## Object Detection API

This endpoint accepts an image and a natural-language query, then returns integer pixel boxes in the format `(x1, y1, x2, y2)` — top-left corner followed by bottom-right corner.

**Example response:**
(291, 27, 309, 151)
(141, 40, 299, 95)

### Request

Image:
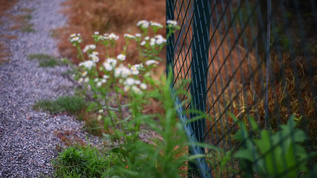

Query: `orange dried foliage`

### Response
(0, 0, 18, 63)
(57, 0, 165, 66)
(0, 0, 18, 17)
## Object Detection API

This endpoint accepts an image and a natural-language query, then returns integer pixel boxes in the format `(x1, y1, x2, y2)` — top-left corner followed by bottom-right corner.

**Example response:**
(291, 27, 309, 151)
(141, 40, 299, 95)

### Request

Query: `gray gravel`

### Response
(0, 0, 101, 177)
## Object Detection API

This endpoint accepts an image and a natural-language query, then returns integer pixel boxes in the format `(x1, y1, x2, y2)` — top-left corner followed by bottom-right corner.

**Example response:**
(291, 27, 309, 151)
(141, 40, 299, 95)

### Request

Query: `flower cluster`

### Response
(89, 51, 99, 62)
(103, 58, 117, 71)
(83, 44, 96, 53)
(71, 19, 179, 95)
(150, 21, 163, 28)
(69, 33, 82, 46)
(79, 60, 95, 70)
(123, 77, 147, 93)
(124, 34, 135, 40)
(137, 20, 150, 29)
(167, 20, 178, 27)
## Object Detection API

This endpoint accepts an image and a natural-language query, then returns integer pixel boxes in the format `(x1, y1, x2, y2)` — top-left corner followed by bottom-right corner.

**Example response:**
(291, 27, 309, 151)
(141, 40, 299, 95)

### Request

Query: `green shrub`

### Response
(231, 113, 317, 177)
(33, 96, 88, 114)
(53, 145, 121, 177)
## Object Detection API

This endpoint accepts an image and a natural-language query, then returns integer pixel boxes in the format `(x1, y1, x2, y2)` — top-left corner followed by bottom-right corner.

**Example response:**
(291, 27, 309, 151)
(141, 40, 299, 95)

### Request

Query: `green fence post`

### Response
(189, 0, 211, 177)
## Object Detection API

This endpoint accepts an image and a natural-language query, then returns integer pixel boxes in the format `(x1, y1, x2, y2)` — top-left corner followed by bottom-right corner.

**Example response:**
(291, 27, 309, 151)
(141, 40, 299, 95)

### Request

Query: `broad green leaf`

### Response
(248, 116, 259, 132)
(234, 149, 255, 162)
(255, 130, 271, 154)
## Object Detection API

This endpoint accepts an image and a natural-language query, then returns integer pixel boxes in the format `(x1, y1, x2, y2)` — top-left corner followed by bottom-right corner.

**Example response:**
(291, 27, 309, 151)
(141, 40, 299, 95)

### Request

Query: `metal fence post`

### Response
(189, 0, 211, 177)
(166, 0, 175, 81)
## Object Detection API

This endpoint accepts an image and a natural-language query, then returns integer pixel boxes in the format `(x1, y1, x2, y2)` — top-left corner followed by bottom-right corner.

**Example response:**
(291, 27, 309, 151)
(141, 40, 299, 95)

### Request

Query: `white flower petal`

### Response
(117, 54, 126, 61)
(140, 83, 147, 90)
(145, 60, 159, 66)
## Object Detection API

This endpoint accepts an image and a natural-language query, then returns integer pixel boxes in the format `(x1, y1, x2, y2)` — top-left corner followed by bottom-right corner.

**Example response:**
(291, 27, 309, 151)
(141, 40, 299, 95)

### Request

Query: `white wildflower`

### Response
(167, 20, 178, 27)
(131, 68, 139, 75)
(107, 58, 117, 66)
(155, 35, 166, 45)
(97, 82, 102, 87)
(97, 115, 102, 121)
(124, 78, 135, 86)
(131, 64, 142, 75)
(133, 63, 143, 69)
(135, 33, 141, 38)
(101, 79, 107, 83)
(70, 33, 76, 38)
(81, 71, 87, 77)
(145, 60, 159, 66)
(98, 109, 103, 113)
(137, 20, 149, 29)
(78, 78, 83, 83)
(145, 36, 149, 40)
(124, 34, 135, 39)
(103, 75, 110, 79)
(114, 65, 132, 78)
(140, 41, 146, 46)
(94, 31, 99, 35)
(124, 86, 130, 92)
(109, 33, 119, 40)
(150, 21, 163, 28)
(117, 54, 126, 61)
(102, 34, 109, 40)
(84, 77, 89, 83)
(140, 83, 147, 90)
(83, 44, 96, 53)
(89, 54, 99, 63)
(94, 78, 99, 82)
(79, 60, 95, 69)
(150, 38, 156, 46)
(135, 80, 141, 85)
(70, 36, 80, 43)
(131, 85, 142, 94)
(103, 58, 117, 71)
(103, 62, 113, 71)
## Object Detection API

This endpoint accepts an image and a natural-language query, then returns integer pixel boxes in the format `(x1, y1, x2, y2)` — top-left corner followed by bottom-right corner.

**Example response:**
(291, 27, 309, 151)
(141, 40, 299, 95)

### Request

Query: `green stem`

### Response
(104, 95, 122, 146)
(77, 46, 85, 61)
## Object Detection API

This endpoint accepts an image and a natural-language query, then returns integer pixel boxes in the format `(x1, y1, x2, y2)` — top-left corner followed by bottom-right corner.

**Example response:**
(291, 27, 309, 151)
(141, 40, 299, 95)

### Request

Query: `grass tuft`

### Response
(33, 96, 104, 136)
(33, 96, 88, 114)
(9, 13, 36, 33)
(53, 145, 121, 177)
(21, 23, 36, 33)
(27, 53, 65, 67)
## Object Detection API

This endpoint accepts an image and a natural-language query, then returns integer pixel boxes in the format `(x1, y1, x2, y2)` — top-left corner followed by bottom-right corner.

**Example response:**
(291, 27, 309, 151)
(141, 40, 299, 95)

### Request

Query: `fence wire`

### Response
(167, 0, 317, 177)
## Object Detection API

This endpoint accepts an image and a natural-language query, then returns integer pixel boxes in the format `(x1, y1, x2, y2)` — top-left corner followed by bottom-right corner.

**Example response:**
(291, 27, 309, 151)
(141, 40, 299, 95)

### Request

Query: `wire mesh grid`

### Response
(167, 0, 317, 177)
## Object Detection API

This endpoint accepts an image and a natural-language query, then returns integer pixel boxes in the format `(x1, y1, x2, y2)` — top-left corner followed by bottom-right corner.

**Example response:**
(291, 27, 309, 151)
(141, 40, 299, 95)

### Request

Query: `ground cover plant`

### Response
(9, 11, 35, 33)
(33, 96, 88, 114)
(28, 53, 67, 67)
(32, 96, 104, 136)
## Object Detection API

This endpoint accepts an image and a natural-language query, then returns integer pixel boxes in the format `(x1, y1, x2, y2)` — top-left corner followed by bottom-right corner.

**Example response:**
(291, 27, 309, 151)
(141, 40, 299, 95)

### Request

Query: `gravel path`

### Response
(0, 0, 100, 177)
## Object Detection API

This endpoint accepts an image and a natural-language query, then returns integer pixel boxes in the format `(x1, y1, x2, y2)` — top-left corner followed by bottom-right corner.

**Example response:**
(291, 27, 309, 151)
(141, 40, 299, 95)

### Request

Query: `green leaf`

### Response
(255, 130, 271, 154)
(116, 115, 131, 124)
(248, 116, 259, 132)
(234, 149, 255, 162)
(187, 154, 206, 161)
(87, 102, 98, 112)
(293, 129, 307, 143)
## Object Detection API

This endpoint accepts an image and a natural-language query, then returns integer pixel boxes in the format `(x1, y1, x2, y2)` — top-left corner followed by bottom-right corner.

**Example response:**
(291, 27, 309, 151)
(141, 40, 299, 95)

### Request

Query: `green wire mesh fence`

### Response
(166, 0, 317, 177)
